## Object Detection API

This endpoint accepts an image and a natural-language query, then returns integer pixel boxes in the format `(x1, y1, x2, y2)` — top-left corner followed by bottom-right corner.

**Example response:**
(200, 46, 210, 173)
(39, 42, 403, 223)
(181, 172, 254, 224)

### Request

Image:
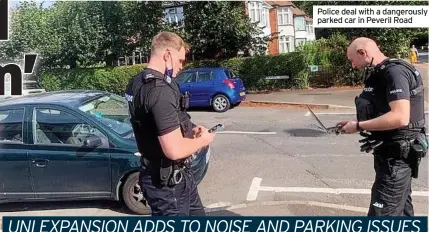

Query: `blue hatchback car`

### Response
(176, 68, 247, 112)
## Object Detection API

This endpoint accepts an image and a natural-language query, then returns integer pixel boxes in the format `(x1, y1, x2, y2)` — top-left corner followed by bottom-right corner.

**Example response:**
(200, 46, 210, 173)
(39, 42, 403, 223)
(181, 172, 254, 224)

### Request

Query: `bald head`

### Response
(347, 37, 386, 69)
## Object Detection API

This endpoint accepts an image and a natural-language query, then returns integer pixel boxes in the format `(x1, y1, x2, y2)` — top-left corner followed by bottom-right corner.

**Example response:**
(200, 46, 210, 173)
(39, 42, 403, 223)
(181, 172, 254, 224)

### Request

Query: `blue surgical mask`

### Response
(165, 67, 173, 78)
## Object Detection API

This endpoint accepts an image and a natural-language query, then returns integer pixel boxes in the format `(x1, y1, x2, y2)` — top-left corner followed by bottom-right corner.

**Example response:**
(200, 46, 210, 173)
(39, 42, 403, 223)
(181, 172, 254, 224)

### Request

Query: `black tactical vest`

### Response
(355, 58, 425, 141)
(125, 68, 194, 161)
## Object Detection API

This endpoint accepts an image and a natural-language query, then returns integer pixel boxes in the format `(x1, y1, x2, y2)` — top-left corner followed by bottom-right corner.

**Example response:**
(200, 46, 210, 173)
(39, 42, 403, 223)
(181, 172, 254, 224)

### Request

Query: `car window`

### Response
(176, 72, 196, 84)
(78, 94, 133, 137)
(197, 71, 212, 82)
(230, 70, 237, 78)
(33, 108, 108, 147)
(0, 108, 25, 144)
(224, 69, 236, 79)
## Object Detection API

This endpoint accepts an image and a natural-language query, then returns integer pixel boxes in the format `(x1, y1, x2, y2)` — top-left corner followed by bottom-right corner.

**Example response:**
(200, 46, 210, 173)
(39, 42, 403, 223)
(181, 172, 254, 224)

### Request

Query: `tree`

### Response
(183, 1, 268, 60)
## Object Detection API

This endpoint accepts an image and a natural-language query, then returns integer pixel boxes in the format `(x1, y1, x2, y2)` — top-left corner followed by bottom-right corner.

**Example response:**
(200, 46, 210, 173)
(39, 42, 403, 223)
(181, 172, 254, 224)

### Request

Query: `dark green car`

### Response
(0, 90, 210, 215)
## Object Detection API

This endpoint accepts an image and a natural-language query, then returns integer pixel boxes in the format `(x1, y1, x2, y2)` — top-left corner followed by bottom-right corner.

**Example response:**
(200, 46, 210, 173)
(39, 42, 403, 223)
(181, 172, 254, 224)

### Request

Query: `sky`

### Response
(10, 1, 56, 9)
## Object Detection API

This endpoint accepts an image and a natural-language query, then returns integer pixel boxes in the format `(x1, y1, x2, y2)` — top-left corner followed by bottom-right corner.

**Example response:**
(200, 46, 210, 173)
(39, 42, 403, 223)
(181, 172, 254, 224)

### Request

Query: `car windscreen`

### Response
(78, 94, 133, 137)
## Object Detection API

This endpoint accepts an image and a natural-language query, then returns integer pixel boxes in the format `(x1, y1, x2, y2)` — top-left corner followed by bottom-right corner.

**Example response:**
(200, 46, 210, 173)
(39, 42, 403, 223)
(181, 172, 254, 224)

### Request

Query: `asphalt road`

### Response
(0, 106, 427, 219)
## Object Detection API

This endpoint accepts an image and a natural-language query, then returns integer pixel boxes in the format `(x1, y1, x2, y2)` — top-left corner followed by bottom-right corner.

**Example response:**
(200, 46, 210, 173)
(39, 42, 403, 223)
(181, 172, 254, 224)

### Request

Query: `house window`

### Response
(249, 1, 269, 27)
(295, 38, 306, 47)
(277, 7, 291, 25)
(249, 1, 261, 23)
(279, 36, 292, 53)
(294, 17, 305, 31)
(164, 6, 184, 27)
(261, 7, 268, 26)
(306, 23, 314, 34)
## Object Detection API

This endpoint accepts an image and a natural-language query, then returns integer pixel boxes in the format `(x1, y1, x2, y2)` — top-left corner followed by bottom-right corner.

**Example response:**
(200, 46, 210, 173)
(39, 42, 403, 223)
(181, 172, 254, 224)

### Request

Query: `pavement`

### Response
(0, 107, 427, 220)
(245, 61, 428, 111)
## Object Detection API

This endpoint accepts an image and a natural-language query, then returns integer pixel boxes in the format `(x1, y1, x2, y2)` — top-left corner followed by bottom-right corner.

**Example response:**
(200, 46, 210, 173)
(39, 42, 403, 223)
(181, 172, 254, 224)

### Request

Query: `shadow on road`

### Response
(283, 128, 327, 137)
(0, 200, 133, 215)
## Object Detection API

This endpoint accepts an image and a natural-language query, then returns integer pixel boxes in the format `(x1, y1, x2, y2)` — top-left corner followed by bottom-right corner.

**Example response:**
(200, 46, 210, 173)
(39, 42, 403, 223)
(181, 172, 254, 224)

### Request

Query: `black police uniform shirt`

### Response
(359, 61, 424, 141)
(125, 68, 195, 161)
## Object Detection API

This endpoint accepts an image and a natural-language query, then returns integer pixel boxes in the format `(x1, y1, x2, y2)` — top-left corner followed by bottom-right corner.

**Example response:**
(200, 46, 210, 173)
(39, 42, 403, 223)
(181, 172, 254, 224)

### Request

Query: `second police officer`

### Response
(338, 37, 428, 216)
(125, 32, 216, 216)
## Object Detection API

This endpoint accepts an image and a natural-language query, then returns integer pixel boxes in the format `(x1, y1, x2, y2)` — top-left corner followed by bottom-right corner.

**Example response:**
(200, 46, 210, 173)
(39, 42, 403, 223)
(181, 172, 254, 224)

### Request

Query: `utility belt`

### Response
(142, 156, 191, 186)
(373, 129, 428, 179)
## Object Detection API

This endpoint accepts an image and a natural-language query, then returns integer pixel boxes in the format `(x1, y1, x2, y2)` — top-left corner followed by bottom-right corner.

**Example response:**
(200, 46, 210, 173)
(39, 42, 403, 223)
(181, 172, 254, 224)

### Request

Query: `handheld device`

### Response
(306, 105, 343, 135)
(208, 124, 225, 133)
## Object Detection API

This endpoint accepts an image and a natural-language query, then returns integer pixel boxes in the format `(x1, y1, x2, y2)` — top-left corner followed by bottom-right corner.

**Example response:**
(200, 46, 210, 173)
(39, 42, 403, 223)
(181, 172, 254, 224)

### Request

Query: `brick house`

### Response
(246, 1, 315, 55)
(162, 1, 315, 56)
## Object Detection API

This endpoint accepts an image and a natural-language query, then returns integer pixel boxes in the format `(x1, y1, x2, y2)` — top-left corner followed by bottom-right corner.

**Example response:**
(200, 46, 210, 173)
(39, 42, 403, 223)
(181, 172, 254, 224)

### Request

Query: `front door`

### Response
(0, 107, 34, 200)
(27, 106, 111, 199)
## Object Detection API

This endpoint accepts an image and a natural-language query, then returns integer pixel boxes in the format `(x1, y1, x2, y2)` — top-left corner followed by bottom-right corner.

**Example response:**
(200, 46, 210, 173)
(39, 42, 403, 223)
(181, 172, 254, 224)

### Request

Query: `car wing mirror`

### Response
(83, 135, 102, 148)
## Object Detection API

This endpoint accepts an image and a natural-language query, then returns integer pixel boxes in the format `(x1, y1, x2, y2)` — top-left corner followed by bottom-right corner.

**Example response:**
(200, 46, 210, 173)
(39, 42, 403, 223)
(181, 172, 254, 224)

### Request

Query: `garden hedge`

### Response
(40, 33, 363, 94)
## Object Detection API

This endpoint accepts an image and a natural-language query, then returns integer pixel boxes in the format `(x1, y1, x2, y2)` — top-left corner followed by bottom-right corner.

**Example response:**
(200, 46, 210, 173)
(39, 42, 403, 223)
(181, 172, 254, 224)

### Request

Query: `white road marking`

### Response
(217, 131, 277, 135)
(246, 177, 262, 201)
(259, 186, 429, 196)
(305, 111, 429, 116)
(248, 177, 429, 201)
(293, 154, 372, 157)
(205, 200, 427, 216)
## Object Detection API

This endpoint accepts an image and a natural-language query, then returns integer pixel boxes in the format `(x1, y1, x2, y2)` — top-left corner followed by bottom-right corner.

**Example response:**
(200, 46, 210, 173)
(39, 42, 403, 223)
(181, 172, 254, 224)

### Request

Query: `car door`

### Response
(191, 71, 215, 105)
(27, 105, 112, 199)
(0, 106, 34, 200)
(176, 71, 197, 105)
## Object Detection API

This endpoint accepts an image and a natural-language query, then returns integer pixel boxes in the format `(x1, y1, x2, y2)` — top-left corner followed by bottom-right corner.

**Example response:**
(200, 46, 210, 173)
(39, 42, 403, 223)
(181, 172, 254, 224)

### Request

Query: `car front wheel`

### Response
(122, 172, 151, 215)
(212, 94, 230, 112)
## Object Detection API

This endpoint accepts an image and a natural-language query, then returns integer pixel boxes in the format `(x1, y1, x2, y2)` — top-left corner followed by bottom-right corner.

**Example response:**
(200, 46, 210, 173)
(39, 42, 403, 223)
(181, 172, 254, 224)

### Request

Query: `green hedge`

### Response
(41, 64, 147, 95)
(185, 52, 308, 90)
(40, 33, 363, 94)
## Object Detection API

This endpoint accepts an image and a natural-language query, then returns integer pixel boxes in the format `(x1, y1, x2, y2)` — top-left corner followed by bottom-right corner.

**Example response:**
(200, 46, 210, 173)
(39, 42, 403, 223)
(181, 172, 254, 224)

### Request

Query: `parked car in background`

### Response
(0, 90, 210, 215)
(176, 67, 247, 112)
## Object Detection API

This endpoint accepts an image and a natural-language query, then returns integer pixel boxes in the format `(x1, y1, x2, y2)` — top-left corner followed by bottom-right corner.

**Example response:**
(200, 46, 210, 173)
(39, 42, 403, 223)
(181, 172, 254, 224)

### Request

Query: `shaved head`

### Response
(347, 37, 387, 70)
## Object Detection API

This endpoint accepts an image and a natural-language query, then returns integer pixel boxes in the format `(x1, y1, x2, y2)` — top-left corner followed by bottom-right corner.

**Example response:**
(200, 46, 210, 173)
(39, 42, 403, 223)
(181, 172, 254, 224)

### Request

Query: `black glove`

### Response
(359, 131, 383, 153)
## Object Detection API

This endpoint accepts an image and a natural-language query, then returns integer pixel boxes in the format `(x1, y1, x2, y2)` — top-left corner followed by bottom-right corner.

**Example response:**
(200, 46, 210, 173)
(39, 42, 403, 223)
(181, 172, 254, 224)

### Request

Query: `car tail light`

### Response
(223, 79, 235, 89)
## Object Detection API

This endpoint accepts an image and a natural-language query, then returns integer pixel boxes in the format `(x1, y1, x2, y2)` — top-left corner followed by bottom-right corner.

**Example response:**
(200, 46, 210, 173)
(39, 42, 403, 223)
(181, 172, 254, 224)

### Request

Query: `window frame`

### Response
(279, 36, 292, 53)
(277, 7, 292, 25)
(306, 23, 314, 34)
(30, 105, 109, 148)
(0, 107, 26, 145)
(294, 16, 306, 31)
(176, 71, 197, 84)
(295, 38, 306, 48)
(196, 71, 213, 83)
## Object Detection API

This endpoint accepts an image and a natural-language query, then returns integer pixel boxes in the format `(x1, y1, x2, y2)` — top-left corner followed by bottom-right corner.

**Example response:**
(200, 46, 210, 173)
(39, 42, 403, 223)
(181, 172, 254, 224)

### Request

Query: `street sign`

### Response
(310, 65, 319, 72)
(265, 75, 289, 80)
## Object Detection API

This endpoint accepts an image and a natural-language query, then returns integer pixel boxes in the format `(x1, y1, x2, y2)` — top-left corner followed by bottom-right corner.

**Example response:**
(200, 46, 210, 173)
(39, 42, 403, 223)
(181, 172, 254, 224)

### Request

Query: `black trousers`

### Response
(367, 152, 414, 216)
(139, 164, 206, 216)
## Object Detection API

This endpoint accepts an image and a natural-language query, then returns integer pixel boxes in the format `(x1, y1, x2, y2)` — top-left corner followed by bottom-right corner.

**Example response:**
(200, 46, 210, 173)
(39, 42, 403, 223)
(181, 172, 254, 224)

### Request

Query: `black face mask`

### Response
(361, 57, 374, 82)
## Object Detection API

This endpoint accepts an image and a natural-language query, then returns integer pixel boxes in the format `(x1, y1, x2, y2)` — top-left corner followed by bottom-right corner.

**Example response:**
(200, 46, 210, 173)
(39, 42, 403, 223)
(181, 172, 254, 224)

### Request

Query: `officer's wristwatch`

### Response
(356, 121, 362, 132)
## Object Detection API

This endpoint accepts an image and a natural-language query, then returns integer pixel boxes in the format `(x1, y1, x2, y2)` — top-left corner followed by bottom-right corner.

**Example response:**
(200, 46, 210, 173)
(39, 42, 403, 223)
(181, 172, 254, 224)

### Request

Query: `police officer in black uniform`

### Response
(338, 37, 428, 216)
(125, 32, 216, 216)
